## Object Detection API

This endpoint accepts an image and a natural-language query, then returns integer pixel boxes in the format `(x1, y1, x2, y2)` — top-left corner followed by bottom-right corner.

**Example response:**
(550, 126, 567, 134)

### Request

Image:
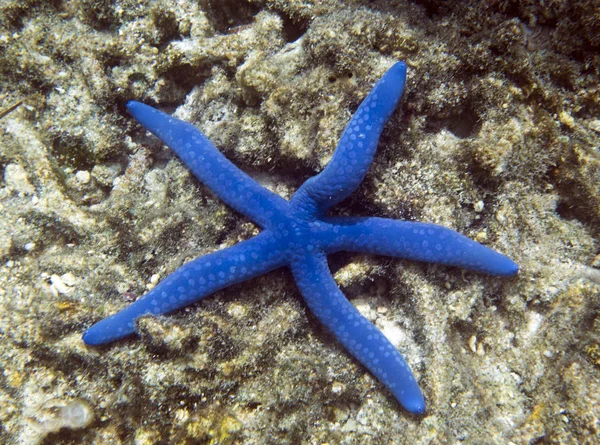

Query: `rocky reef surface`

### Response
(0, 0, 598, 443)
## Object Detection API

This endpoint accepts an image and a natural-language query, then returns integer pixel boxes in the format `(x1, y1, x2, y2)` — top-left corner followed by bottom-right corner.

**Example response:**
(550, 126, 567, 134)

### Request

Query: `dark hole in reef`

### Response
(451, 319, 478, 344)
(0, 160, 6, 186)
(411, 0, 455, 18)
(279, 10, 308, 43)
(199, 0, 261, 34)
(556, 196, 597, 232)
(49, 133, 96, 172)
(152, 7, 181, 48)
(100, 51, 126, 70)
(246, 401, 262, 410)
(160, 62, 213, 97)
(39, 429, 91, 445)
(81, 0, 119, 31)
(127, 72, 147, 84)
(328, 72, 354, 83)
(2, 0, 63, 30)
(425, 105, 480, 138)
(549, 166, 599, 234)
(327, 251, 354, 276)
(52, 45, 78, 66)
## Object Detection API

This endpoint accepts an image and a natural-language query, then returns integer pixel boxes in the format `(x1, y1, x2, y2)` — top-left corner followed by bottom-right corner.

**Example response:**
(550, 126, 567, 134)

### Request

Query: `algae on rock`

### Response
(0, 0, 598, 443)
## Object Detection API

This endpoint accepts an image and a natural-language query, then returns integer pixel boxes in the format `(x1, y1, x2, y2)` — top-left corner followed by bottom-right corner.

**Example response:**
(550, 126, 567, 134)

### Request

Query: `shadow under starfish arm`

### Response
(82, 231, 287, 345)
(324, 216, 519, 276)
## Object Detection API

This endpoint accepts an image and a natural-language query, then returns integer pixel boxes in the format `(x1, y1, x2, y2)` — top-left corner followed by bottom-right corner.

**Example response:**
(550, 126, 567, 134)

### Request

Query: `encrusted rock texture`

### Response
(0, 0, 599, 443)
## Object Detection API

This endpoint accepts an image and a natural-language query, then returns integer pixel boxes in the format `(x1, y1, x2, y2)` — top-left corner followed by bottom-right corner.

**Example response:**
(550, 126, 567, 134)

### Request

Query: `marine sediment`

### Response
(0, 1, 598, 443)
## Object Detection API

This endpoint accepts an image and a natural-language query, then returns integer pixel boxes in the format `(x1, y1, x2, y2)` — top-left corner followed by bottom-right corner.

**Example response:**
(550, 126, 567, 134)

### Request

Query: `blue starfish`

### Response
(83, 61, 518, 414)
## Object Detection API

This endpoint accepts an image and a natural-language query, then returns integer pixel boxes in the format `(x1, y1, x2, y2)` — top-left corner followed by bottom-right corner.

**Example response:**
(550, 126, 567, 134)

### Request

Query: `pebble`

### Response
(50, 272, 77, 295)
(589, 119, 600, 134)
(75, 170, 91, 184)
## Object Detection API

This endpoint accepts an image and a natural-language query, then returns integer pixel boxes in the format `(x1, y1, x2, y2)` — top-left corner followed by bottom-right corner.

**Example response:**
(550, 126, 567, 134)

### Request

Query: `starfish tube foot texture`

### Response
(83, 61, 518, 414)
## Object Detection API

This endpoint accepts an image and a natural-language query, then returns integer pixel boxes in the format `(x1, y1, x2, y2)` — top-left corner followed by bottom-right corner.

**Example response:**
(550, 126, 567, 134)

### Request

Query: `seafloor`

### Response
(0, 0, 599, 444)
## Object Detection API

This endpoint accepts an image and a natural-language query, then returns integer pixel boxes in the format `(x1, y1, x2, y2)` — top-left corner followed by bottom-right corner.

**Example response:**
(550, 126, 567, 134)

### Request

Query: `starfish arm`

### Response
(291, 252, 426, 414)
(83, 231, 287, 345)
(291, 62, 407, 217)
(324, 217, 519, 276)
(126, 101, 288, 229)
